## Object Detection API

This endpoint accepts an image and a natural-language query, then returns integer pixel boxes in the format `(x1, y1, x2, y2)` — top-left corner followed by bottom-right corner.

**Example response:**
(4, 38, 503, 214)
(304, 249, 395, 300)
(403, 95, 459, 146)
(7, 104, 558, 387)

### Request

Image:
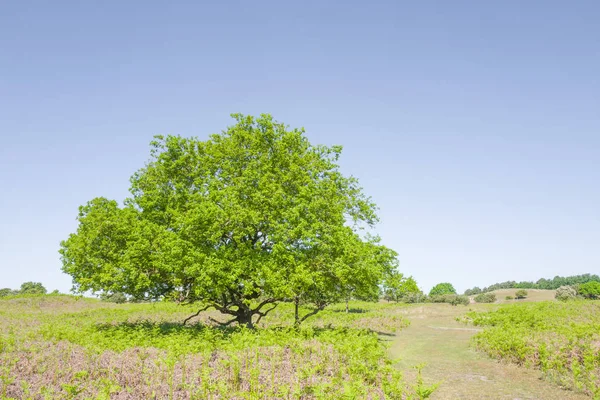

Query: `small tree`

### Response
(515, 289, 528, 299)
(555, 286, 577, 302)
(577, 281, 600, 300)
(429, 283, 456, 296)
(382, 272, 421, 303)
(19, 282, 47, 295)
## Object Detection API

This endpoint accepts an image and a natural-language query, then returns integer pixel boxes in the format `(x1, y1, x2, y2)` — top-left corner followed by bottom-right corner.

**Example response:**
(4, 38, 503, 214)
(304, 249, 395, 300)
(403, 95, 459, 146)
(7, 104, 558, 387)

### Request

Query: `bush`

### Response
(0, 288, 16, 297)
(555, 285, 577, 302)
(429, 294, 469, 306)
(514, 290, 528, 299)
(450, 295, 470, 306)
(505, 296, 513, 300)
(474, 293, 496, 303)
(429, 283, 457, 296)
(577, 281, 600, 300)
(429, 294, 453, 303)
(401, 292, 428, 304)
(100, 292, 128, 304)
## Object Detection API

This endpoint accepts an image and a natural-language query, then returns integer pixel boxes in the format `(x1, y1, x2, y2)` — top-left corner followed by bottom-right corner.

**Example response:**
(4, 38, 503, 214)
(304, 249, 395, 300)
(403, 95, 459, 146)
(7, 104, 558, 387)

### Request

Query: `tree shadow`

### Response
(330, 308, 369, 314)
(94, 320, 239, 339)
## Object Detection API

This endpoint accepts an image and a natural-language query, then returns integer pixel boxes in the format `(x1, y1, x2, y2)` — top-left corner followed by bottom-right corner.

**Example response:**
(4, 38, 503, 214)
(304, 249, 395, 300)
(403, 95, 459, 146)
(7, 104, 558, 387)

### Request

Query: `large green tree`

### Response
(60, 114, 395, 328)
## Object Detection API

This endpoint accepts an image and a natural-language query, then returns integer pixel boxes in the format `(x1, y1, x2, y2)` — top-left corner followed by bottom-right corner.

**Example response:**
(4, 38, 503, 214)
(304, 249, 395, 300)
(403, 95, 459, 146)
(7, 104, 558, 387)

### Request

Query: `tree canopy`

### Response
(429, 282, 456, 296)
(60, 114, 397, 328)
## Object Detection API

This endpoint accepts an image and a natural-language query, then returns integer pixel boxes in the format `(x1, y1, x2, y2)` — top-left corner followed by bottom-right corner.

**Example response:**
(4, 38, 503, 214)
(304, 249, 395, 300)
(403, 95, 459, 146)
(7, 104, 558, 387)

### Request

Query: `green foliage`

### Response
(401, 292, 428, 304)
(382, 272, 421, 302)
(554, 285, 577, 302)
(462, 301, 600, 397)
(428, 294, 468, 306)
(0, 288, 17, 297)
(19, 282, 47, 295)
(577, 281, 600, 300)
(60, 114, 396, 327)
(514, 290, 528, 299)
(474, 293, 496, 303)
(99, 292, 127, 304)
(505, 296, 513, 300)
(463, 286, 482, 296)
(429, 283, 456, 296)
(0, 295, 428, 398)
(449, 295, 470, 306)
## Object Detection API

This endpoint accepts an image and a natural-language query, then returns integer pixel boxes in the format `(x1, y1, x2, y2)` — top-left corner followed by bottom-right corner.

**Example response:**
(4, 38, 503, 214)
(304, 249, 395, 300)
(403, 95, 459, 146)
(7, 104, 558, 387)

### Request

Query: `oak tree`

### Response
(60, 114, 395, 328)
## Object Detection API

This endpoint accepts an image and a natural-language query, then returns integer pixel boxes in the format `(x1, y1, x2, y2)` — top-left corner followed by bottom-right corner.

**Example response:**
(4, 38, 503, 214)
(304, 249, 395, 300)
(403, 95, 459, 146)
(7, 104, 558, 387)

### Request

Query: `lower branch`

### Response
(255, 303, 279, 326)
(182, 304, 213, 325)
(298, 302, 328, 325)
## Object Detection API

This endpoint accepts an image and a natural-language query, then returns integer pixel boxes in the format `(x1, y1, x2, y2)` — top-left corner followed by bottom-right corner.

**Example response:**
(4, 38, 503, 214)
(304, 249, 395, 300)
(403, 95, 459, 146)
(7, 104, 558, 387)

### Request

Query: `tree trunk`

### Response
(345, 298, 349, 313)
(294, 297, 300, 327)
(237, 311, 254, 329)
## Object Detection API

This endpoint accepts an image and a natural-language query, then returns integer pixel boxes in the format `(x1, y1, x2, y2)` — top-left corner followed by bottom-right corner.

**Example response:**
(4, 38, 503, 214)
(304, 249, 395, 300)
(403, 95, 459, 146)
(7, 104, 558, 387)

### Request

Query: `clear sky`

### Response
(1, 1, 598, 294)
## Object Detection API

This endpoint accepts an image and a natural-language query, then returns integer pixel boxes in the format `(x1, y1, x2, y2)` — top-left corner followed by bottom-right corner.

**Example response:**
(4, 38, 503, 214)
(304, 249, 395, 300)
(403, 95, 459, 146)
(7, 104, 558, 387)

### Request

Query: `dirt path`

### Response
(387, 304, 589, 400)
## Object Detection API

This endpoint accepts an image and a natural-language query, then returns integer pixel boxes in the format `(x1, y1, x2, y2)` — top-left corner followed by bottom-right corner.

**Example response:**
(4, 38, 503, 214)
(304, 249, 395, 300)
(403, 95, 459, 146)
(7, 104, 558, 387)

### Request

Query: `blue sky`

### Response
(1, 1, 598, 294)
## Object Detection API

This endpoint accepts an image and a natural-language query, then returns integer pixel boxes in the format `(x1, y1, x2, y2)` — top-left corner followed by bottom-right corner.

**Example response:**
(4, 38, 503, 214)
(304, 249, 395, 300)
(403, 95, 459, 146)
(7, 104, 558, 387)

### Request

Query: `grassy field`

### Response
(488, 289, 557, 303)
(2, 294, 599, 399)
(0, 295, 430, 399)
(462, 301, 600, 398)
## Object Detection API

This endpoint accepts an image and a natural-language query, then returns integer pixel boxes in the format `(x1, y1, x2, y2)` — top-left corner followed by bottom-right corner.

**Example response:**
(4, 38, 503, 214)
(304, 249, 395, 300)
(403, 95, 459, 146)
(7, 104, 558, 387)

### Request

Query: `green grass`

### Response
(490, 288, 557, 303)
(461, 300, 600, 398)
(0, 294, 430, 399)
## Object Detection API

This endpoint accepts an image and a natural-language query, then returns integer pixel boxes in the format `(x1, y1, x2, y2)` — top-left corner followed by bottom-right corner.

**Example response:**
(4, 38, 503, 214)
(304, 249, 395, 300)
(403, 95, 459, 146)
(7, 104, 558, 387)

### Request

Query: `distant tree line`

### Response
(463, 274, 600, 295)
(0, 282, 51, 297)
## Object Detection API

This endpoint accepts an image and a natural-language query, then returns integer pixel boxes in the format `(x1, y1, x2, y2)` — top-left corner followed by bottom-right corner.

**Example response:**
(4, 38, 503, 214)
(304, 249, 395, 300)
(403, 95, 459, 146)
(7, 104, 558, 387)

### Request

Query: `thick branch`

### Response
(255, 303, 278, 326)
(252, 297, 281, 314)
(183, 304, 213, 325)
(298, 302, 328, 325)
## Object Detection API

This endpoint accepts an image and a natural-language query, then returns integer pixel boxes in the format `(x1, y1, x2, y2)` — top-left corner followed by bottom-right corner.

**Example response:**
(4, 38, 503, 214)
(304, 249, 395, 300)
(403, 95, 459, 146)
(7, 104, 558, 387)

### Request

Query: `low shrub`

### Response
(450, 295, 470, 306)
(430, 294, 469, 306)
(514, 290, 528, 299)
(401, 292, 428, 304)
(474, 293, 496, 303)
(554, 285, 577, 302)
(505, 296, 513, 300)
(577, 281, 600, 300)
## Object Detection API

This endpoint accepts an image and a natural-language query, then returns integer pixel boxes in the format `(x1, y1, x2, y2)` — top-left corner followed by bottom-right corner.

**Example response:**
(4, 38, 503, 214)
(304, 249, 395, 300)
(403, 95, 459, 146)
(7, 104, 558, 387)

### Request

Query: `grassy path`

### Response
(388, 304, 589, 400)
